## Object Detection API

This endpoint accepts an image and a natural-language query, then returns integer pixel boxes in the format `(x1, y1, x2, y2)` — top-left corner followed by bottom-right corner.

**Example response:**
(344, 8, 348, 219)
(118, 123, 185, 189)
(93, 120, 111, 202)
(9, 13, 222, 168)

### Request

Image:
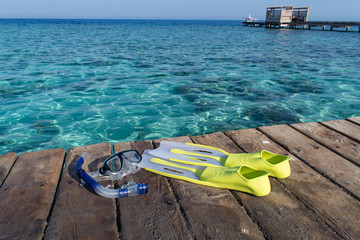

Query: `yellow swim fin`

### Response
(141, 150, 271, 197)
(147, 141, 291, 179)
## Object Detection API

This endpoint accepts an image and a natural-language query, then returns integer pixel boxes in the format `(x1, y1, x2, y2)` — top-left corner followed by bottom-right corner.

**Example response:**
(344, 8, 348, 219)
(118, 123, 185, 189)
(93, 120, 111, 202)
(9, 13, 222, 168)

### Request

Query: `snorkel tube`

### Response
(76, 152, 148, 198)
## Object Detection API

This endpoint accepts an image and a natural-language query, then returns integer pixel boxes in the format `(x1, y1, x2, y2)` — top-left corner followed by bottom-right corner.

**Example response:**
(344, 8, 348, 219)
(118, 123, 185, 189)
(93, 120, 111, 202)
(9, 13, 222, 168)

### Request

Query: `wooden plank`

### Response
(346, 116, 360, 126)
(0, 148, 65, 239)
(321, 119, 360, 142)
(113, 140, 192, 240)
(44, 143, 119, 240)
(192, 132, 339, 240)
(226, 128, 360, 240)
(0, 152, 17, 186)
(259, 124, 360, 198)
(153, 136, 265, 240)
(291, 122, 360, 166)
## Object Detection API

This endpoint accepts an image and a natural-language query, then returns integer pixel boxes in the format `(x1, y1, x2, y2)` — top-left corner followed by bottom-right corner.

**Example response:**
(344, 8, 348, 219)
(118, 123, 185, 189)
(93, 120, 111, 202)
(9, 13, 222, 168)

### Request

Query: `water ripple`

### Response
(0, 19, 359, 155)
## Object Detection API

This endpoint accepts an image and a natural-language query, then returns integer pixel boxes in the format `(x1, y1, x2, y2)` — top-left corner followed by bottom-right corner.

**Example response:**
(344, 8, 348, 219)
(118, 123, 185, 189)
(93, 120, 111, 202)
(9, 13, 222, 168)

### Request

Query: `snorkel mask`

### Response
(76, 151, 148, 198)
(88, 150, 142, 182)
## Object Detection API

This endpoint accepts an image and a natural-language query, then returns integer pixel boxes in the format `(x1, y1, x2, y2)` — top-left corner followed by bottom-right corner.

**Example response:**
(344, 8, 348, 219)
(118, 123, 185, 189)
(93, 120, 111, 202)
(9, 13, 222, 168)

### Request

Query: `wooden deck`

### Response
(0, 117, 359, 239)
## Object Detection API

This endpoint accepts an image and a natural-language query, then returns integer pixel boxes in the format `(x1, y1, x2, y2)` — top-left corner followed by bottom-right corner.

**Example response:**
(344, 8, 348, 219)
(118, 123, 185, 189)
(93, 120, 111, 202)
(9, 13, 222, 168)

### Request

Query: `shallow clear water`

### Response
(1, 19, 359, 155)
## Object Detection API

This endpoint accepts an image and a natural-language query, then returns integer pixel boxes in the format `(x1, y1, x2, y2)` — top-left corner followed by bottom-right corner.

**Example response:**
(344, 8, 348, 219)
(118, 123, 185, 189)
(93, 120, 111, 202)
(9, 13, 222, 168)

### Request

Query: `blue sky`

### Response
(1, 0, 359, 21)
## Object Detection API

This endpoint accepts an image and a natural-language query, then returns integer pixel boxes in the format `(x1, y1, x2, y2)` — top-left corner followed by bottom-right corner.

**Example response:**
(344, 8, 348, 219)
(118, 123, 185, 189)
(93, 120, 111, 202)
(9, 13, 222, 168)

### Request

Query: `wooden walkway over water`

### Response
(0, 117, 359, 239)
(244, 21, 360, 32)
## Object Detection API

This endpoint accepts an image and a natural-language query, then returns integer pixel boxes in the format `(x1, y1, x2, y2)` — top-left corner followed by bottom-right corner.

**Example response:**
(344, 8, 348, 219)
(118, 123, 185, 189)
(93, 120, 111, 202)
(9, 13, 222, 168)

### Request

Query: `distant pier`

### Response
(244, 6, 360, 32)
(243, 21, 360, 32)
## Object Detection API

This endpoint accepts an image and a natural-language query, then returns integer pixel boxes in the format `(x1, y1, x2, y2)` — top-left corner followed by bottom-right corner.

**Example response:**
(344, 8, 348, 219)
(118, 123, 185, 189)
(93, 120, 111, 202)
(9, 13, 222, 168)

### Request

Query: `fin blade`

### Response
(141, 150, 202, 180)
(160, 141, 229, 158)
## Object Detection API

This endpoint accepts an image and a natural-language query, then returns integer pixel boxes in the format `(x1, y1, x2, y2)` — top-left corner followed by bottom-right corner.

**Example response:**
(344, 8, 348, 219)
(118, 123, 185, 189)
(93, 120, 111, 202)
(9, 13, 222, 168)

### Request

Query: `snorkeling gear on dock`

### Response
(140, 141, 292, 196)
(141, 150, 271, 196)
(76, 151, 148, 198)
(147, 141, 291, 179)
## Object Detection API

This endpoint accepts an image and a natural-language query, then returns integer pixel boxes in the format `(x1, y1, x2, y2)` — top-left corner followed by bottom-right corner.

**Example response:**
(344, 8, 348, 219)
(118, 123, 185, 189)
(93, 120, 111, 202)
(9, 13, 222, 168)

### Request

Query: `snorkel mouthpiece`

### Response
(77, 152, 148, 198)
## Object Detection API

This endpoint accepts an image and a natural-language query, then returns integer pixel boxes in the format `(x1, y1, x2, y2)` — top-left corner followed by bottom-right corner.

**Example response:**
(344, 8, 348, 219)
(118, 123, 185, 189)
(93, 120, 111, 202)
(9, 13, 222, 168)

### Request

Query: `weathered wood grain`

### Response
(259, 124, 360, 199)
(347, 116, 360, 125)
(0, 148, 65, 240)
(113, 140, 192, 240)
(321, 119, 360, 142)
(2, 117, 359, 240)
(44, 143, 119, 240)
(0, 152, 17, 186)
(154, 136, 265, 240)
(226, 128, 360, 239)
(192, 132, 339, 240)
(291, 122, 360, 166)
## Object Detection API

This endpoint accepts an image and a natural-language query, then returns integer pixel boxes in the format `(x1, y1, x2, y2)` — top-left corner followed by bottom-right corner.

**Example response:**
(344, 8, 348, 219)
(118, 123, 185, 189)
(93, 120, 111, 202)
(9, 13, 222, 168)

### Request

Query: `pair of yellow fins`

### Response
(141, 141, 291, 196)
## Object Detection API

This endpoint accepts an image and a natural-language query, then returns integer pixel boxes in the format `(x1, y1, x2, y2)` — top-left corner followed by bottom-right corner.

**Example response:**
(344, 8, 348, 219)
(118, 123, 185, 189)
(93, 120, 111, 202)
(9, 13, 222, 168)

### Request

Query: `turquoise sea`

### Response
(0, 19, 359, 155)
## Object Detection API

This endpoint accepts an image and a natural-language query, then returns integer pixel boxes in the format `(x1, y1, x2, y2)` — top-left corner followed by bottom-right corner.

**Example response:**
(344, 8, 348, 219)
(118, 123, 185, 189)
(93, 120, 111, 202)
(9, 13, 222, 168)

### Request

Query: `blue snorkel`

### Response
(76, 152, 148, 198)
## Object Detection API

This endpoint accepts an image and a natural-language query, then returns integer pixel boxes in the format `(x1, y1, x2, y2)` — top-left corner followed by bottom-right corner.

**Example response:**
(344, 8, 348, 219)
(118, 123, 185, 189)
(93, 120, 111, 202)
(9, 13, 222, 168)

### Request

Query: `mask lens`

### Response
(105, 156, 122, 172)
(122, 150, 141, 163)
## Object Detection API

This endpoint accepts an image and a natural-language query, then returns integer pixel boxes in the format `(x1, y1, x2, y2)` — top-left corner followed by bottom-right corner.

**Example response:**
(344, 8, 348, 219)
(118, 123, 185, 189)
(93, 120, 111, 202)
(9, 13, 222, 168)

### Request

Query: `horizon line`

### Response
(0, 17, 247, 21)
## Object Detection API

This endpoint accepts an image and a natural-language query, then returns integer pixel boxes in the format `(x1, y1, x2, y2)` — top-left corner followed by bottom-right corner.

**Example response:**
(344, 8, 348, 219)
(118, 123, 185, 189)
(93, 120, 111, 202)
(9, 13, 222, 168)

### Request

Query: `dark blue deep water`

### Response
(0, 19, 359, 154)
